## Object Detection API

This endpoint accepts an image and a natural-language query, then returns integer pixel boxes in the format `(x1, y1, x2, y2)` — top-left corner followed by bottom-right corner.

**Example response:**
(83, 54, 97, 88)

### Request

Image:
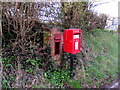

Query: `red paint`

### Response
(54, 34, 61, 41)
(63, 29, 82, 54)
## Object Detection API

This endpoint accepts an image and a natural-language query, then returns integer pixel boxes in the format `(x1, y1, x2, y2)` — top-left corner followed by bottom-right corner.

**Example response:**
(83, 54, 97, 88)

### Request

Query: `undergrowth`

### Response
(2, 29, 118, 88)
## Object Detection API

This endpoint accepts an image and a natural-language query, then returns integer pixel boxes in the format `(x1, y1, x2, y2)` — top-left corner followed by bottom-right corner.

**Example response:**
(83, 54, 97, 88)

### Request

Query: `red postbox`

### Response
(63, 29, 82, 54)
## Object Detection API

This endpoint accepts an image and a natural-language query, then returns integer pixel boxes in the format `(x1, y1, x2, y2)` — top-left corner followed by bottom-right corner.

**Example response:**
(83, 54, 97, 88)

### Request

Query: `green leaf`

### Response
(31, 62, 35, 65)
(37, 58, 42, 61)
(3, 80, 8, 83)
(44, 73, 47, 77)
(6, 64, 11, 66)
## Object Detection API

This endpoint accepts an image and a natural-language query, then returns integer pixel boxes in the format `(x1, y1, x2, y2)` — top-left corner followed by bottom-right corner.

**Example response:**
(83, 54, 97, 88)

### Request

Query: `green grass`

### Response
(68, 30, 118, 88)
(68, 80, 82, 88)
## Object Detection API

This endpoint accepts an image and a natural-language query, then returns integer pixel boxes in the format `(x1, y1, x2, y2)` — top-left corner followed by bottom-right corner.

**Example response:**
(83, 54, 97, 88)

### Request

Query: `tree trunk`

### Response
(0, 3, 2, 89)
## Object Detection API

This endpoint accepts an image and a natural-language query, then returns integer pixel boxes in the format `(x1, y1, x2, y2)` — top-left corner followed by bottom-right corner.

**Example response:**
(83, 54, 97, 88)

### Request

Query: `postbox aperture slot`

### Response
(55, 42, 60, 55)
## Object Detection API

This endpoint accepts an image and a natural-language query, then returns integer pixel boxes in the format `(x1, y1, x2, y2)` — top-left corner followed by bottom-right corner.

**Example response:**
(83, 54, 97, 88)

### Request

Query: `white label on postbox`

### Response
(74, 35, 79, 39)
(75, 42, 78, 50)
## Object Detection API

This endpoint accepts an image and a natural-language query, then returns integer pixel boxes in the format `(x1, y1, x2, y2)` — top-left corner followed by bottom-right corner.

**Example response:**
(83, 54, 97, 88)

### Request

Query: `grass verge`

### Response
(68, 29, 118, 88)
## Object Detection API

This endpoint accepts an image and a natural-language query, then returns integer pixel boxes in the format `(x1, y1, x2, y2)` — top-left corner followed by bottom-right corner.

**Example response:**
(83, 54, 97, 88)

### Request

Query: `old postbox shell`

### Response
(50, 28, 63, 65)
(63, 29, 82, 54)
(54, 34, 61, 55)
